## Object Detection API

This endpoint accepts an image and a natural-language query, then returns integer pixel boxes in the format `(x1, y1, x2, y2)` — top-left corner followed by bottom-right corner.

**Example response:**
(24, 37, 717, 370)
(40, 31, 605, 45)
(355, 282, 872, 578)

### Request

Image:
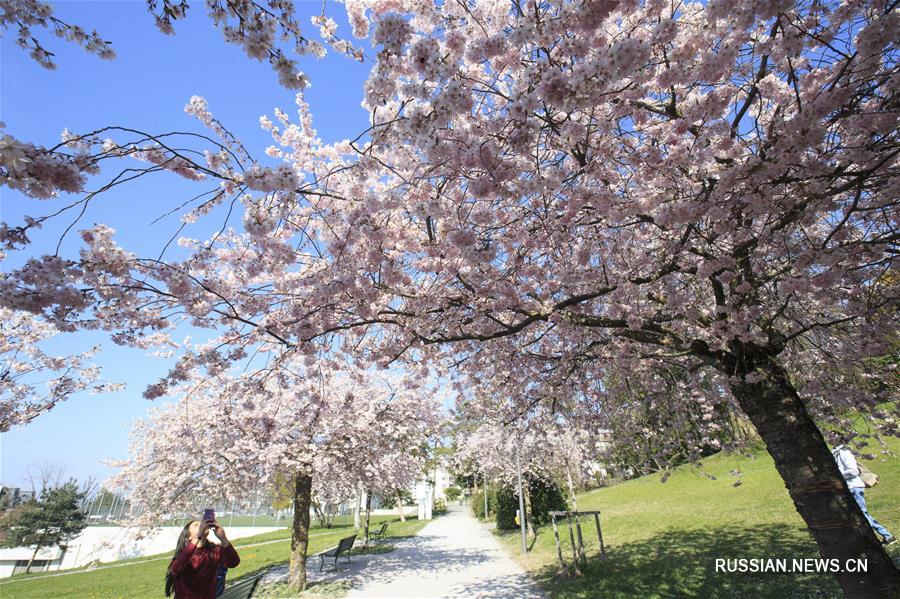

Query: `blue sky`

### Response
(1, 1, 374, 489)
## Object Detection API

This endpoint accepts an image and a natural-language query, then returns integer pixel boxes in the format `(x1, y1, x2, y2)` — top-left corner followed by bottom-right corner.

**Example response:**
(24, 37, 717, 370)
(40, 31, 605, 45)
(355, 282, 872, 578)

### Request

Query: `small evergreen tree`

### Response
(0, 480, 88, 573)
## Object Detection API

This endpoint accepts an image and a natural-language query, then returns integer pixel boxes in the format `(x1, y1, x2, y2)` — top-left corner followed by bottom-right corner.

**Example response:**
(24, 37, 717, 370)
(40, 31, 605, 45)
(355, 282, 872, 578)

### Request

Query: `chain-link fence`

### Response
(79, 489, 309, 527)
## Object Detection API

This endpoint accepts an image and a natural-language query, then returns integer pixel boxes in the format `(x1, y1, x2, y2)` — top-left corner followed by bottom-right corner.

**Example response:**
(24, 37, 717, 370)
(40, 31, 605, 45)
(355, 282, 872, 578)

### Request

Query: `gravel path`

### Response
(341, 505, 544, 598)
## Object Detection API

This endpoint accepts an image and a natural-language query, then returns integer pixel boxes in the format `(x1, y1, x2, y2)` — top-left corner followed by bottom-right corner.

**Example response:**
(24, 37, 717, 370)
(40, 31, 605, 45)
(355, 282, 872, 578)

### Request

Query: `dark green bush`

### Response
(528, 476, 568, 526)
(495, 486, 519, 530)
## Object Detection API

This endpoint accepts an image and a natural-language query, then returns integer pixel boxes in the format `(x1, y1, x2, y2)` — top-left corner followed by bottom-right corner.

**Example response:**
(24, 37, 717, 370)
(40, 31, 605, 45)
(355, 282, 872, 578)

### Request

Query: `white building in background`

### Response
(0, 546, 64, 577)
(414, 463, 453, 520)
(431, 466, 453, 500)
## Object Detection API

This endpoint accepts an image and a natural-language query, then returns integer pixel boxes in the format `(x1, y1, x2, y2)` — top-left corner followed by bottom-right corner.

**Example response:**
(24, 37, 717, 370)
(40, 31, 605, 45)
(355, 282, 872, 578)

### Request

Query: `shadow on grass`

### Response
(533, 525, 845, 599)
(255, 578, 352, 599)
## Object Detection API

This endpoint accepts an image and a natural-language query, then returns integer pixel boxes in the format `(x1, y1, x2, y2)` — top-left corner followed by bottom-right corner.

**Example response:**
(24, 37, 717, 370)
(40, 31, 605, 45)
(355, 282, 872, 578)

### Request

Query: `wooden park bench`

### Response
(316, 534, 357, 571)
(219, 573, 264, 599)
(369, 521, 389, 541)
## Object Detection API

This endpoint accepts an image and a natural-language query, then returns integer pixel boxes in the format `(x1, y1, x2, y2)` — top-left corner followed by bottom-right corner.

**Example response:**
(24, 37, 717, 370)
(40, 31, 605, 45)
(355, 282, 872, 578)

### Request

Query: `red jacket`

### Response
(171, 541, 240, 599)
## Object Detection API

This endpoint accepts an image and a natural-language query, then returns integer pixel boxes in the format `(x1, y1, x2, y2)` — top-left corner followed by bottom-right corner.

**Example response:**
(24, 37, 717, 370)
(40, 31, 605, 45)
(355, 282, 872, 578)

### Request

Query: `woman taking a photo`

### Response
(165, 517, 240, 598)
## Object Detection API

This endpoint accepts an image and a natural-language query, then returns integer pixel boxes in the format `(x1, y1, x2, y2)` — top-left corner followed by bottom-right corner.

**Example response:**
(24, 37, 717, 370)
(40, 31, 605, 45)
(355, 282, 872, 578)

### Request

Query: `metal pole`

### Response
(483, 473, 489, 519)
(515, 442, 527, 555)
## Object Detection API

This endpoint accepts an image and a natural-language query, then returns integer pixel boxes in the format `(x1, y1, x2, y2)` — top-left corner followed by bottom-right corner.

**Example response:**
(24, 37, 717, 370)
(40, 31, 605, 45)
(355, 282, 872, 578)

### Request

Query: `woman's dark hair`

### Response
(165, 521, 198, 597)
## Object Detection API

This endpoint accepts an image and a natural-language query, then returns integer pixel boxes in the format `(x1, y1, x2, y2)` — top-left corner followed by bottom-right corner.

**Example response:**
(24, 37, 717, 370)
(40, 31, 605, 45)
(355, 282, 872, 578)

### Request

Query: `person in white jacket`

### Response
(832, 444, 895, 545)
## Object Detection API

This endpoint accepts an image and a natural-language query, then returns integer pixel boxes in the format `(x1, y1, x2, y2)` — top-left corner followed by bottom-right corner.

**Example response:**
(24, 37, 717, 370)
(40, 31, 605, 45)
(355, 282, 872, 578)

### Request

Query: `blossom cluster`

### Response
(0, 307, 122, 431)
(1, 0, 114, 68)
(0, 132, 92, 198)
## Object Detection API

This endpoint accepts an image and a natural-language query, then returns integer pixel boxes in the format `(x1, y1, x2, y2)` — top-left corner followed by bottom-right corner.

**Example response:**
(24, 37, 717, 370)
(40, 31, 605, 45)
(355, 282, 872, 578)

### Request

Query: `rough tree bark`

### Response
(725, 341, 900, 598)
(524, 486, 535, 540)
(363, 491, 372, 548)
(287, 472, 312, 593)
(397, 490, 406, 522)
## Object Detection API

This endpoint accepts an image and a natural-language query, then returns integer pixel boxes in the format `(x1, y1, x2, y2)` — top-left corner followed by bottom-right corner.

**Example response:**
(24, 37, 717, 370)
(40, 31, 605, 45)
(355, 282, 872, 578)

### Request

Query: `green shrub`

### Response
(528, 476, 568, 526)
(495, 486, 519, 530)
(471, 487, 500, 519)
(445, 486, 462, 502)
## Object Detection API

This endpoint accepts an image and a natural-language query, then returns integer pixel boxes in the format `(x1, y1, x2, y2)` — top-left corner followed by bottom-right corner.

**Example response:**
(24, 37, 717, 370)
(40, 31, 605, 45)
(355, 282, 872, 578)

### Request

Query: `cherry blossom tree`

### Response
(455, 415, 598, 504)
(106, 359, 438, 591)
(3, 0, 899, 594)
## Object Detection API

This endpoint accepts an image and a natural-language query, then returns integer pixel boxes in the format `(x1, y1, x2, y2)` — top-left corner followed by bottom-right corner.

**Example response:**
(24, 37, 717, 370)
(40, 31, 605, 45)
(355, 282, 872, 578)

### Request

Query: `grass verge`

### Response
(494, 438, 899, 598)
(0, 515, 428, 598)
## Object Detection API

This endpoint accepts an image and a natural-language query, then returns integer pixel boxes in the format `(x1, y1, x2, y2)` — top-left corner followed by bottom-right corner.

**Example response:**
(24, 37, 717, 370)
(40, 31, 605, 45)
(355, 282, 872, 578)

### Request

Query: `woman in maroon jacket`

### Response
(165, 519, 240, 599)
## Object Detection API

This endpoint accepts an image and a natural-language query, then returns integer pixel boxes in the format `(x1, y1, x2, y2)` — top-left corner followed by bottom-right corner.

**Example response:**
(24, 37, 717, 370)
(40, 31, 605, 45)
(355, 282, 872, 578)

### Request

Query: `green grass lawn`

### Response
(0, 515, 429, 599)
(495, 439, 900, 598)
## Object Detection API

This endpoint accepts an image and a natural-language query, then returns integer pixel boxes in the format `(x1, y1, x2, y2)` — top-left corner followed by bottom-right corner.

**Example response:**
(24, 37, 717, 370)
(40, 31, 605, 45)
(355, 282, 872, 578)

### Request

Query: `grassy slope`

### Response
(0, 515, 428, 599)
(496, 441, 899, 598)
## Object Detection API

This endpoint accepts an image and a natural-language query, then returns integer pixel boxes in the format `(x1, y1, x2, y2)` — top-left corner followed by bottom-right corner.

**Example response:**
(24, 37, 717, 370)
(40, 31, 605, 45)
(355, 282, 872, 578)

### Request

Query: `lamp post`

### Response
(484, 473, 489, 519)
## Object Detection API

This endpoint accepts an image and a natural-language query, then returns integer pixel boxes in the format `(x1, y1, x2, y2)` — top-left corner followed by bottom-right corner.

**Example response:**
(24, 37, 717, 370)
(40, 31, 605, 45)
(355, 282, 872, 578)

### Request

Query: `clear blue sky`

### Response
(1, 1, 373, 489)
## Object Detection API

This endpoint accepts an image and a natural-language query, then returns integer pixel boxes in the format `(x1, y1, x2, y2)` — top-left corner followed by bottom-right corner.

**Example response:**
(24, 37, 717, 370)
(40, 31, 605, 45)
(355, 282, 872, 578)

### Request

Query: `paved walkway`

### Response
(346, 505, 544, 598)
(261, 506, 543, 598)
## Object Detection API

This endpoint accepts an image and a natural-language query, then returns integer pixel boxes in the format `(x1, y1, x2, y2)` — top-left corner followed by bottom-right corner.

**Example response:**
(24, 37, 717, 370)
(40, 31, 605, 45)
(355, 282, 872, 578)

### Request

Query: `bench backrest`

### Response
(337, 534, 357, 553)
(219, 573, 263, 599)
(377, 522, 389, 534)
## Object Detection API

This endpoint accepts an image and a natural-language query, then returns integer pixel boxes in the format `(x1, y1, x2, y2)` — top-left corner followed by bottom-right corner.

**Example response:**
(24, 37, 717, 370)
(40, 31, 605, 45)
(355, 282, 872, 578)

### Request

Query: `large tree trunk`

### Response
(353, 488, 361, 530)
(524, 486, 536, 540)
(397, 490, 406, 522)
(726, 342, 899, 598)
(363, 491, 372, 548)
(287, 473, 312, 593)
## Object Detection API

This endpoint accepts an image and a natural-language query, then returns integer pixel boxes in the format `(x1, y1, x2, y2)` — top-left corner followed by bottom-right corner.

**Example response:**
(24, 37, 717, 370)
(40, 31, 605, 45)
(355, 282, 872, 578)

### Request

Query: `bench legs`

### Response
(319, 553, 350, 572)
